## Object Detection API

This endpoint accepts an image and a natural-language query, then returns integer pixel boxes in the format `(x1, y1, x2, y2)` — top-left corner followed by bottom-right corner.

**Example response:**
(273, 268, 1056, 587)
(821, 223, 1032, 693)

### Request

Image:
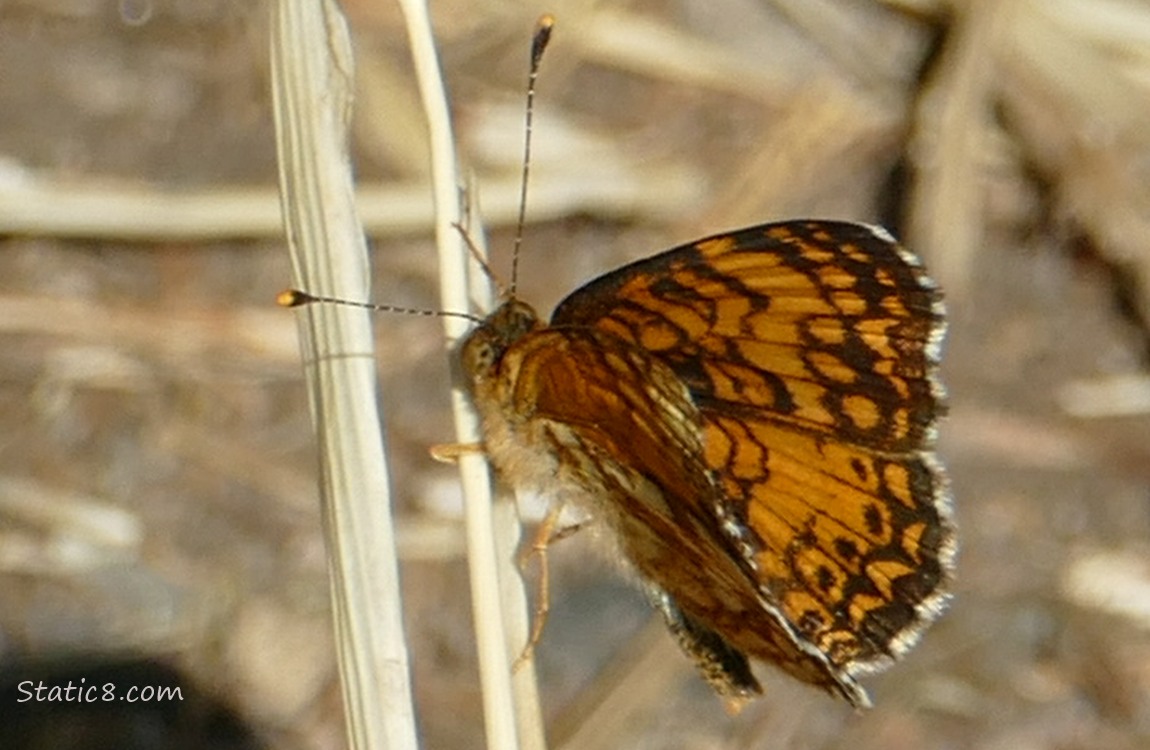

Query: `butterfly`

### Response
(458, 218, 955, 710)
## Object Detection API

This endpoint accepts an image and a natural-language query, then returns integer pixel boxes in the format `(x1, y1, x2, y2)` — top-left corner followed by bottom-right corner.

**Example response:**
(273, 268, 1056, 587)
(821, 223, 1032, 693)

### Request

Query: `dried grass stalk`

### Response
(271, 0, 417, 747)
(395, 0, 545, 747)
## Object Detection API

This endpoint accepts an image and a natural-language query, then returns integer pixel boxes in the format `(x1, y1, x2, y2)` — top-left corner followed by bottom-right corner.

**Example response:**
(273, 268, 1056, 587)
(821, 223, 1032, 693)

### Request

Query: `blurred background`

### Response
(1, 0, 1149, 748)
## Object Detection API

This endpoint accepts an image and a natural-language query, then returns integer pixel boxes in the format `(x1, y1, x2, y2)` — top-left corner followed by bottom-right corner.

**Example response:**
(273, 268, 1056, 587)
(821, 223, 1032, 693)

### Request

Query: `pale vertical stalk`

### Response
(907, 0, 1007, 299)
(271, 1, 417, 748)
(394, 1, 546, 748)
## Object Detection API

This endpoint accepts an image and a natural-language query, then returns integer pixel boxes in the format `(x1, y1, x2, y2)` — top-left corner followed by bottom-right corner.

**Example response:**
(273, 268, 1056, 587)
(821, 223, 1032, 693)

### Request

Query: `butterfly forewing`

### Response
(553, 222, 945, 450)
(549, 219, 954, 677)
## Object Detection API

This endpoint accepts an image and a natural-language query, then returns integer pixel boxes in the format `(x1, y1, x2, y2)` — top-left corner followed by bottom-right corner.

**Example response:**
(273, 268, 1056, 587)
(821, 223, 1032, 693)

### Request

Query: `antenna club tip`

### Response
(277, 289, 311, 307)
(532, 15, 554, 61)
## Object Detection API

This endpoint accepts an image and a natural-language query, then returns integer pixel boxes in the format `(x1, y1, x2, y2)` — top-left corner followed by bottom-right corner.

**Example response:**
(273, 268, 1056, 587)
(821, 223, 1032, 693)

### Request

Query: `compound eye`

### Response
(473, 342, 495, 370)
(462, 335, 497, 377)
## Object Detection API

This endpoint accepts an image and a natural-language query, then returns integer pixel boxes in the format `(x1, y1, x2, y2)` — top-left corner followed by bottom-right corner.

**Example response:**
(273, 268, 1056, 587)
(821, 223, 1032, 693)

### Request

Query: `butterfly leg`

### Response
(547, 519, 588, 545)
(450, 221, 507, 297)
(512, 502, 592, 672)
(429, 442, 485, 463)
(512, 502, 563, 672)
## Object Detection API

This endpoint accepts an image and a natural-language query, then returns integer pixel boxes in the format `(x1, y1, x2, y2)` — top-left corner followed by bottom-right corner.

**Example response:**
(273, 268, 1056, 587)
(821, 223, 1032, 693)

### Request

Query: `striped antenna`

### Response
(277, 289, 482, 324)
(508, 14, 554, 297)
(282, 15, 555, 322)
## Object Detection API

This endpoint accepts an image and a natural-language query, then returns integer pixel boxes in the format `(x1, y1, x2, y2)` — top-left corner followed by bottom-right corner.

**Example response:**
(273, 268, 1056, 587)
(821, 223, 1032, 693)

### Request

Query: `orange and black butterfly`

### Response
(282, 15, 954, 711)
(459, 219, 954, 709)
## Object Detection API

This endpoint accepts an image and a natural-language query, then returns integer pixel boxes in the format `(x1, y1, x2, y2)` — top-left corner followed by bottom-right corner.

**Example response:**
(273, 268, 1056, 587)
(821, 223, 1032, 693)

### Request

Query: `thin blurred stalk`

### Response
(271, 1, 417, 748)
(0, 168, 698, 240)
(907, 0, 1006, 300)
(394, 0, 546, 748)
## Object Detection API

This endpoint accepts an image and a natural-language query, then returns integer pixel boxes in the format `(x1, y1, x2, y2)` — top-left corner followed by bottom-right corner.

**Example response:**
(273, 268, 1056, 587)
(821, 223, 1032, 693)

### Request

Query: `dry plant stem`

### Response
(271, 1, 417, 748)
(579, 9, 793, 101)
(907, 0, 1006, 300)
(0, 170, 698, 240)
(395, 1, 545, 748)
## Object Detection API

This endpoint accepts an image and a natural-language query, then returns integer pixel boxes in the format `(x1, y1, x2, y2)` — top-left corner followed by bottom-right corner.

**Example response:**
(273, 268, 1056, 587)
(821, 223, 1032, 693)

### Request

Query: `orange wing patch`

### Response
(702, 411, 950, 669)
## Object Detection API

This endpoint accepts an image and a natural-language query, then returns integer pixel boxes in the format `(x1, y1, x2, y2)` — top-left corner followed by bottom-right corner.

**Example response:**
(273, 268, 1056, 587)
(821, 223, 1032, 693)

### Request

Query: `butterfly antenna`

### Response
(508, 14, 554, 298)
(277, 289, 483, 324)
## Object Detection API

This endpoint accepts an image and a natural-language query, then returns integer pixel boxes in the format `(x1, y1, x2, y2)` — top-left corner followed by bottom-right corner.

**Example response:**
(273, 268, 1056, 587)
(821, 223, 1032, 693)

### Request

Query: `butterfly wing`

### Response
(551, 220, 955, 676)
(485, 323, 865, 704)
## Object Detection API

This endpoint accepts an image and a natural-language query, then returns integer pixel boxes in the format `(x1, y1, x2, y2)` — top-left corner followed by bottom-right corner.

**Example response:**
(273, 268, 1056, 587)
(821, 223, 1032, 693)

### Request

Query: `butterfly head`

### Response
(459, 299, 543, 389)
